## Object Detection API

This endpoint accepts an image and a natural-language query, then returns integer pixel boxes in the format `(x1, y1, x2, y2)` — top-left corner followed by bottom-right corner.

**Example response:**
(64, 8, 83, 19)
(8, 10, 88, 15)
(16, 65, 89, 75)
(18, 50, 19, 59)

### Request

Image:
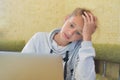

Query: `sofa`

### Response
(0, 40, 25, 52)
(94, 44, 120, 80)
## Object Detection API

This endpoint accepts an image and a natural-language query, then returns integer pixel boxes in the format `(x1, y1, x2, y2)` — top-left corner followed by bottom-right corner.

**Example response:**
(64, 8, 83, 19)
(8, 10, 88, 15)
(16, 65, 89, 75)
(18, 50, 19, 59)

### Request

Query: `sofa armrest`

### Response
(0, 40, 25, 52)
(93, 44, 120, 63)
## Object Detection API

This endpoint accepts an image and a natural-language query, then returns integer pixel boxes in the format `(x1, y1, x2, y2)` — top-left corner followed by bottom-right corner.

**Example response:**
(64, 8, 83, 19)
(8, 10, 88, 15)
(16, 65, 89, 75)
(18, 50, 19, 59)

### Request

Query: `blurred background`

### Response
(0, 0, 120, 80)
(0, 0, 120, 44)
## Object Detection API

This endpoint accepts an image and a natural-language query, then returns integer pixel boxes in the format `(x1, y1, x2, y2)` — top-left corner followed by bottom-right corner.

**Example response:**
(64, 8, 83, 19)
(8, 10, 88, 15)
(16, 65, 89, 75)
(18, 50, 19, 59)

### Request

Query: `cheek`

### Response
(61, 22, 69, 31)
(61, 26, 66, 32)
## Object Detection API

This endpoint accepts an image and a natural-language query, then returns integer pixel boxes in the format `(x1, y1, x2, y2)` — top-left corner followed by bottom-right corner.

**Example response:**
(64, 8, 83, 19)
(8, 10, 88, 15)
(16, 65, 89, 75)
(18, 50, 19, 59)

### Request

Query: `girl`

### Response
(22, 8, 97, 80)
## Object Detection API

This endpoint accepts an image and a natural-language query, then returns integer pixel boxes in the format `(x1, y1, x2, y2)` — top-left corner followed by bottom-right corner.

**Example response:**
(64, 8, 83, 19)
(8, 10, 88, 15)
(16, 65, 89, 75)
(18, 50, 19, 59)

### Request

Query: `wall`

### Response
(0, 0, 65, 41)
(0, 0, 120, 44)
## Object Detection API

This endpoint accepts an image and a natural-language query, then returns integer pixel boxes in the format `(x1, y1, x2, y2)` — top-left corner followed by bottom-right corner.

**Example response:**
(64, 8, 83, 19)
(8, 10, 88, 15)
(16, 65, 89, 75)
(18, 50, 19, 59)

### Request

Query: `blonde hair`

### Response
(70, 8, 91, 17)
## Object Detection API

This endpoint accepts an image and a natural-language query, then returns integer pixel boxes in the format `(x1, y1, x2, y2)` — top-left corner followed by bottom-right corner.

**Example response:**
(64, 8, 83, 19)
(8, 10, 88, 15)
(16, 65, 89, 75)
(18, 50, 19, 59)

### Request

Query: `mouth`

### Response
(63, 33, 69, 40)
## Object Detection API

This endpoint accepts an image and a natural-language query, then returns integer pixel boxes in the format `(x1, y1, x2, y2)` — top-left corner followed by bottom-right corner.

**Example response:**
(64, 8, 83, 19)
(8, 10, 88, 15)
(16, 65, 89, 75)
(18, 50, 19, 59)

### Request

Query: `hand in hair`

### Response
(82, 11, 97, 41)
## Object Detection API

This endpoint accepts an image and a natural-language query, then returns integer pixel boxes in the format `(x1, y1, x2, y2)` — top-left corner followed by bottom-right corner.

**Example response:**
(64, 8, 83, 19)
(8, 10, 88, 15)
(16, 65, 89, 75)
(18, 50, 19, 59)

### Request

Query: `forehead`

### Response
(68, 16, 84, 28)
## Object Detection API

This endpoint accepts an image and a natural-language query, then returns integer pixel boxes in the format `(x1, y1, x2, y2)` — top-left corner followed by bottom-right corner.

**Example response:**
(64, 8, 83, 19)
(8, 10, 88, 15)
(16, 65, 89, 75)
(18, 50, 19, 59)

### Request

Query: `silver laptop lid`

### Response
(0, 52, 63, 80)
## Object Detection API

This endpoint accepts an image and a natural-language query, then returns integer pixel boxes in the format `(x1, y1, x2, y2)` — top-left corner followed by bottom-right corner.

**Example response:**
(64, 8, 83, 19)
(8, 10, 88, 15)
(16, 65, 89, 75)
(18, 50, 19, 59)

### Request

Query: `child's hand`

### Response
(82, 12, 97, 41)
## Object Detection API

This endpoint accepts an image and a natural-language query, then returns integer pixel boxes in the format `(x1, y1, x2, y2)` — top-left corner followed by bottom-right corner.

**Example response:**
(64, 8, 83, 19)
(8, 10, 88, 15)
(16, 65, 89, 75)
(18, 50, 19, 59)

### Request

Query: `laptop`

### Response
(0, 52, 63, 80)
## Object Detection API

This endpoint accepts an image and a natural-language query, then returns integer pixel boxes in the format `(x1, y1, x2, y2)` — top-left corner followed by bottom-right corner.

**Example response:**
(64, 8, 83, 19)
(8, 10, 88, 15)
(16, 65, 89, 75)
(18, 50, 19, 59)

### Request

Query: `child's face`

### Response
(60, 16, 84, 43)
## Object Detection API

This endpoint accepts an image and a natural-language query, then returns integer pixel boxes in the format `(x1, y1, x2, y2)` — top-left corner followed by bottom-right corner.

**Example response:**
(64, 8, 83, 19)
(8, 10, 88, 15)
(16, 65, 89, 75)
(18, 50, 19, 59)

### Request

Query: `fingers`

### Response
(84, 12, 90, 22)
(82, 11, 97, 35)
(83, 12, 97, 29)
(82, 11, 96, 23)
(82, 14, 87, 23)
(89, 13, 97, 28)
(89, 13, 94, 23)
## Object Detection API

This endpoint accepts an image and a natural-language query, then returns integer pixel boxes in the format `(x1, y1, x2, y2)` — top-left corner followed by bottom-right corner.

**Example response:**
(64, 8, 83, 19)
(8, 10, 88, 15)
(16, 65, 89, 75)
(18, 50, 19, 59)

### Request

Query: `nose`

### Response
(68, 29, 75, 36)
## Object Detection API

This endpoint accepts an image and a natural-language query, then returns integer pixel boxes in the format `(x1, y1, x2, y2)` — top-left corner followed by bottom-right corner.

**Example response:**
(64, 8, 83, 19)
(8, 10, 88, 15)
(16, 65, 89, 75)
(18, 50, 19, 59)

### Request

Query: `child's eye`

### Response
(76, 32, 81, 35)
(70, 24, 74, 28)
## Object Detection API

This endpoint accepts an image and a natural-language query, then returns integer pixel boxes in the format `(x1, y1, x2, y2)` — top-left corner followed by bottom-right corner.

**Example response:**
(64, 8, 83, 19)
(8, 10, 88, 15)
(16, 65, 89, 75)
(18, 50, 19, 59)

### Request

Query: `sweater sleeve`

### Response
(21, 33, 38, 54)
(75, 41, 96, 80)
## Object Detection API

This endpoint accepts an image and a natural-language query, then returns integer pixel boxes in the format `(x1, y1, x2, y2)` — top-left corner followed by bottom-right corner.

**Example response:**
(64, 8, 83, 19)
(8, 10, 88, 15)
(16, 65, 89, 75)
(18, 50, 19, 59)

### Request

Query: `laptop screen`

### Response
(0, 52, 63, 80)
